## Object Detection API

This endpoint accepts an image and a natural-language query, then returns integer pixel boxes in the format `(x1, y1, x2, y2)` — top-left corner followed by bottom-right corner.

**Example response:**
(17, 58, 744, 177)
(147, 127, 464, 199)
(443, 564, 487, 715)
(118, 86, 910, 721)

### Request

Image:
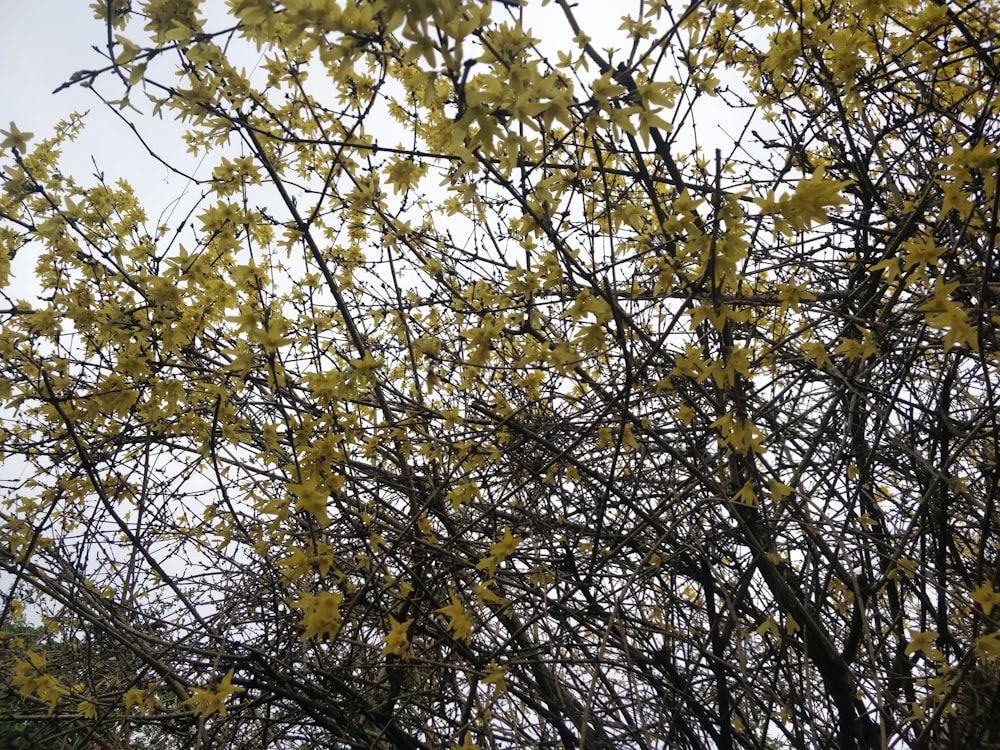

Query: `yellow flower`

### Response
(286, 475, 331, 526)
(77, 698, 98, 720)
(293, 590, 343, 642)
(904, 630, 941, 659)
(774, 279, 816, 313)
(1, 122, 33, 152)
(34, 674, 69, 714)
(800, 340, 833, 370)
(436, 592, 474, 643)
(482, 659, 507, 693)
(756, 615, 779, 637)
(783, 168, 851, 230)
(731, 481, 758, 508)
(922, 280, 978, 351)
(183, 668, 244, 718)
(473, 578, 506, 608)
(381, 615, 414, 659)
(385, 157, 428, 194)
(976, 633, 1000, 662)
(973, 583, 1000, 616)
(124, 687, 147, 713)
(768, 478, 795, 501)
(905, 701, 927, 722)
(489, 526, 521, 561)
(477, 527, 522, 575)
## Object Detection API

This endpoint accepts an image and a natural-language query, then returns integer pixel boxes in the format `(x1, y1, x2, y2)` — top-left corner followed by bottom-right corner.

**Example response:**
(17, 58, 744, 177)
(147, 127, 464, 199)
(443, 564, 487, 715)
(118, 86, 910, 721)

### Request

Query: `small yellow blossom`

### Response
(1, 122, 33, 151)
(293, 590, 343, 642)
(972, 583, 1000, 616)
(286, 475, 331, 526)
(976, 633, 1000, 662)
(381, 615, 414, 659)
(482, 659, 507, 693)
(490, 527, 521, 561)
(183, 668, 244, 718)
(436, 592, 474, 643)
(904, 630, 941, 659)
(77, 698, 98, 719)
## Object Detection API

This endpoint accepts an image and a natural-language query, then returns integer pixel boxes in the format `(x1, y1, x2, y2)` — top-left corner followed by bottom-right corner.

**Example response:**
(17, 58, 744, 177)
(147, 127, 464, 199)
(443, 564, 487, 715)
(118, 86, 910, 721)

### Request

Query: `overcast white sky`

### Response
(0, 1, 755, 245)
(0, 2, 101, 135)
(0, 1, 203, 223)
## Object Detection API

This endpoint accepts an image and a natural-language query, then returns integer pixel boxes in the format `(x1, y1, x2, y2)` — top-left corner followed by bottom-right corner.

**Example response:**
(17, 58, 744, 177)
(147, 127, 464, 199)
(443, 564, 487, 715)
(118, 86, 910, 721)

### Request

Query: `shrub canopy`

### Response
(2, 1, 1000, 748)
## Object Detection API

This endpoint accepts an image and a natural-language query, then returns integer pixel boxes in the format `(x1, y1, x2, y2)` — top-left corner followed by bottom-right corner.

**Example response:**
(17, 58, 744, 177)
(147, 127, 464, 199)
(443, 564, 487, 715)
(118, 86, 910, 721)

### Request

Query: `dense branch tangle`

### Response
(1, 0, 1000, 748)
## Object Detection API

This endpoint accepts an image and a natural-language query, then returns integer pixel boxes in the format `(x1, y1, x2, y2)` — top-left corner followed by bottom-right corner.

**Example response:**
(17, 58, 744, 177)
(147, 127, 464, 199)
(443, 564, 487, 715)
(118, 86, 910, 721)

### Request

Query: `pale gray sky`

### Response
(0, 2, 100, 133)
(0, 1, 757, 239)
(0, 1, 201, 220)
